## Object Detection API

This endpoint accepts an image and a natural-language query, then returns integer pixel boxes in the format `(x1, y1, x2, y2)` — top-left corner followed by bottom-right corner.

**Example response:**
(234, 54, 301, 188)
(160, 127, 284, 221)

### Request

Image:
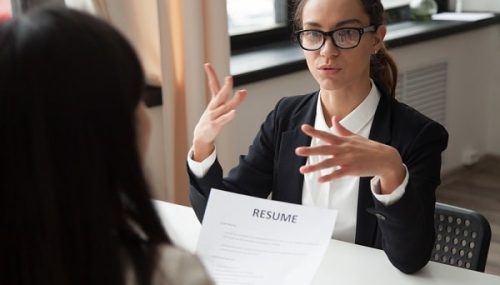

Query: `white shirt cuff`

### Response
(370, 164, 409, 206)
(187, 146, 217, 178)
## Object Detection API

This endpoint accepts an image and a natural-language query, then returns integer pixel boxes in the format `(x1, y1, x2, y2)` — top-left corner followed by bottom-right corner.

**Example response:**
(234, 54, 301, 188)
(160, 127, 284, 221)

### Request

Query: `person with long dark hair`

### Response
(188, 0, 448, 274)
(0, 5, 212, 285)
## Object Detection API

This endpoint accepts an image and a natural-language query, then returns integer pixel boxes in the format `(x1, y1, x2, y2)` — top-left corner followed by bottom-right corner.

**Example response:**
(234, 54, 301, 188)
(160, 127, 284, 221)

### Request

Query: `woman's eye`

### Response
(307, 31, 322, 40)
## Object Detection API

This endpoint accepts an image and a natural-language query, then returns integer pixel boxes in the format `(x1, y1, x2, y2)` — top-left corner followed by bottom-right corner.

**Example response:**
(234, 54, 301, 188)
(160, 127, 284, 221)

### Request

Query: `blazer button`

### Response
(375, 213, 387, 221)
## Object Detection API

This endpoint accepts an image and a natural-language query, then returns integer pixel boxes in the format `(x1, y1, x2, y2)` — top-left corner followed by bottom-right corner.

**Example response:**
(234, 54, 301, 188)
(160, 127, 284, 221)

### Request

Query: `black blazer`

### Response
(188, 87, 448, 274)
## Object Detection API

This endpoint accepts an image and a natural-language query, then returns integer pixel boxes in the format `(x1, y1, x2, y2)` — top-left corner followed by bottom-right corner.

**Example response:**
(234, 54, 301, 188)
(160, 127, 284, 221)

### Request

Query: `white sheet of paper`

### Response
(196, 189, 337, 285)
(153, 200, 201, 253)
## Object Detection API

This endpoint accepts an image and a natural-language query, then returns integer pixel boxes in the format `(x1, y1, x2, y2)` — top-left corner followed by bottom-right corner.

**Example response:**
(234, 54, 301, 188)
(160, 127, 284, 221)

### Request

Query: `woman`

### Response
(188, 0, 448, 274)
(0, 6, 212, 285)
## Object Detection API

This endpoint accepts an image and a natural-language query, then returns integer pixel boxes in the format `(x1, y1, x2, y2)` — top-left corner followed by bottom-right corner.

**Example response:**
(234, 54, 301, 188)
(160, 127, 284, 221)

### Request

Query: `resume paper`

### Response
(196, 189, 337, 285)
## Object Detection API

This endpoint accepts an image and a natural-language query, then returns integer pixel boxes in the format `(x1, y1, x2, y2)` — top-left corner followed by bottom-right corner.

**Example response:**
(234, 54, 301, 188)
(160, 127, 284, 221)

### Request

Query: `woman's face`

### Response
(135, 101, 152, 161)
(301, 0, 385, 91)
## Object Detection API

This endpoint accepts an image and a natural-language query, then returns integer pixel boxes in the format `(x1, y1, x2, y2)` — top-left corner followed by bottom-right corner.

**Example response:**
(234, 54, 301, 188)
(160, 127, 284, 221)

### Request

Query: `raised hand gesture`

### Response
(192, 63, 248, 161)
(296, 116, 406, 194)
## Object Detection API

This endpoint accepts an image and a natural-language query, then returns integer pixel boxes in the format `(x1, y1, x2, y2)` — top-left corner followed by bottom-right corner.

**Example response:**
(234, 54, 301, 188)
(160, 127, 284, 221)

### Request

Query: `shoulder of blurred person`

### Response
(154, 246, 214, 285)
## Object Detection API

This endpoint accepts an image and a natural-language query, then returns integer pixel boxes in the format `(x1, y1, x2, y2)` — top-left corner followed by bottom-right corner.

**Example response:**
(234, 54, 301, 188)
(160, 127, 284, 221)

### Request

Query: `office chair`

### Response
(432, 202, 491, 272)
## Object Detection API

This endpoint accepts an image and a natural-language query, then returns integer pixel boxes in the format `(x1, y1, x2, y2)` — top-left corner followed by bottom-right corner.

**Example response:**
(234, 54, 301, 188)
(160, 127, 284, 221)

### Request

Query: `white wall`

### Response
(486, 25, 500, 155)
(144, 24, 500, 195)
(392, 25, 500, 170)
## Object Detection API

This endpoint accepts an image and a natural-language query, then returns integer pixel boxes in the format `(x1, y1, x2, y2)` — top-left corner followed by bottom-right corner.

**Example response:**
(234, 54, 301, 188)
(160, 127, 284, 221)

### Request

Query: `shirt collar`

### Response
(314, 79, 380, 134)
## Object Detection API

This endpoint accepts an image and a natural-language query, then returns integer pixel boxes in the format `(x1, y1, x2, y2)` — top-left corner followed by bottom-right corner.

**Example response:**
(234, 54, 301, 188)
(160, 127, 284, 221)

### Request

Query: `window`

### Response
(227, 0, 287, 36)
(227, 0, 291, 51)
(227, 0, 413, 52)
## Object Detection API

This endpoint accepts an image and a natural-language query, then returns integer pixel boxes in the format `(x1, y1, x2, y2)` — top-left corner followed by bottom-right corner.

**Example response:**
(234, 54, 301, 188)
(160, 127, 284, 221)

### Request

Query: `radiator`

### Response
(395, 61, 448, 127)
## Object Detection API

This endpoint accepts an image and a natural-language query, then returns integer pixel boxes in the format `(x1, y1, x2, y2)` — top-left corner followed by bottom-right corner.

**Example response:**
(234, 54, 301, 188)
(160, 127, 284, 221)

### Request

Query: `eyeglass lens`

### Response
(299, 28, 362, 50)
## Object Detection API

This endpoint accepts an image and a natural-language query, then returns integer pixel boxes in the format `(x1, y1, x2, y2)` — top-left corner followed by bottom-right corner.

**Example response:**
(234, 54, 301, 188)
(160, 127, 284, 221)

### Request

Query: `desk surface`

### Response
(154, 200, 500, 284)
(313, 239, 500, 284)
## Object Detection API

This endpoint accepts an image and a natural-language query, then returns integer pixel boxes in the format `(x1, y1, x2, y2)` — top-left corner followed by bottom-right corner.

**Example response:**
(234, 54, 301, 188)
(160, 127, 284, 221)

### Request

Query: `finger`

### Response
(210, 102, 233, 120)
(331, 116, 353, 137)
(213, 109, 237, 126)
(295, 145, 338, 157)
(209, 76, 234, 108)
(212, 89, 247, 112)
(299, 157, 337, 174)
(204, 63, 221, 97)
(224, 89, 248, 110)
(318, 167, 348, 182)
(209, 89, 248, 119)
(301, 124, 343, 144)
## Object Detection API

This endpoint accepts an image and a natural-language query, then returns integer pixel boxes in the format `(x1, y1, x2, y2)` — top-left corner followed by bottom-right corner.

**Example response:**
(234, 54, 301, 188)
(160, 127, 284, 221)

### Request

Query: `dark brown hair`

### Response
(293, 0, 398, 97)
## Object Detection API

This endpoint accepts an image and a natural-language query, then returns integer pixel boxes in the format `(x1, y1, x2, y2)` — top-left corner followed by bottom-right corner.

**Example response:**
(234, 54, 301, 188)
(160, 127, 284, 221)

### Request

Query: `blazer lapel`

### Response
(273, 93, 318, 205)
(355, 91, 393, 246)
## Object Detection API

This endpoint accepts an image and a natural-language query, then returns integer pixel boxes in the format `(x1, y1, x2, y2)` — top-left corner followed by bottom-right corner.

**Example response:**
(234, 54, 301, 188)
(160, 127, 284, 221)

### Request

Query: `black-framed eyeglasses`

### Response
(295, 25, 377, 51)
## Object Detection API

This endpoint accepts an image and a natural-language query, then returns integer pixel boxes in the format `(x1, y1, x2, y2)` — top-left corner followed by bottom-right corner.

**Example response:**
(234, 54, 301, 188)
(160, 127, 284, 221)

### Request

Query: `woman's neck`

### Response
(319, 79, 372, 127)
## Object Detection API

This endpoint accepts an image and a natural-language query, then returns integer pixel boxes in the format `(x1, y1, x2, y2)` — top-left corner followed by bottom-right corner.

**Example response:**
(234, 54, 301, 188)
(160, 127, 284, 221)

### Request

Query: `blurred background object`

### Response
(410, 0, 438, 21)
(0, 0, 12, 22)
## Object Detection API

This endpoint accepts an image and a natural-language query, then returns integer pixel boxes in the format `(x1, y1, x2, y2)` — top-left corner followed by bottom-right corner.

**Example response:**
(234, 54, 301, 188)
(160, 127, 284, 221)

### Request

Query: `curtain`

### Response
(65, 0, 231, 205)
(158, 0, 233, 205)
(0, 0, 13, 21)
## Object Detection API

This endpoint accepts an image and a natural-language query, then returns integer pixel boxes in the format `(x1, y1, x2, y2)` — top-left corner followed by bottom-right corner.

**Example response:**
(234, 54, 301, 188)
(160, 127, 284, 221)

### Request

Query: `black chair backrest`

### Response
(432, 202, 491, 272)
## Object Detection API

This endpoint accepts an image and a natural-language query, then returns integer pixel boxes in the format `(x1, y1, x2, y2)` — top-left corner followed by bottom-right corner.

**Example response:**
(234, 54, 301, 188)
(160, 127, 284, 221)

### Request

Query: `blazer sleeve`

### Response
(371, 120, 448, 274)
(188, 103, 281, 222)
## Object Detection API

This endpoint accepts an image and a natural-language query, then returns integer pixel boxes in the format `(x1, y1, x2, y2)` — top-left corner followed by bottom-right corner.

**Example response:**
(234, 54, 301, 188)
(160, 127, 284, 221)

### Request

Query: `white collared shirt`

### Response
(188, 81, 408, 243)
(301, 81, 407, 243)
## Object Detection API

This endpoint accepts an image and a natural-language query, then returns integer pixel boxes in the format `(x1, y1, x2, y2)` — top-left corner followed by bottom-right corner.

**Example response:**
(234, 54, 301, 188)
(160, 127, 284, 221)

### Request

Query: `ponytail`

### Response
(357, 0, 398, 97)
(370, 46, 398, 97)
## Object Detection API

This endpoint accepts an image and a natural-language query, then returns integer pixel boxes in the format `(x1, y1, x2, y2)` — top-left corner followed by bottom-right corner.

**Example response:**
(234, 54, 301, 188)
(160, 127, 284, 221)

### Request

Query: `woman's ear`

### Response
(373, 25, 386, 51)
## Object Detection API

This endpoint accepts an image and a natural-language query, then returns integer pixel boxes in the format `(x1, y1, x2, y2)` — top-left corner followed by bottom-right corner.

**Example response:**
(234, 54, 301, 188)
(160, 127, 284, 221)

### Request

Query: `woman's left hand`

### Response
(295, 116, 406, 194)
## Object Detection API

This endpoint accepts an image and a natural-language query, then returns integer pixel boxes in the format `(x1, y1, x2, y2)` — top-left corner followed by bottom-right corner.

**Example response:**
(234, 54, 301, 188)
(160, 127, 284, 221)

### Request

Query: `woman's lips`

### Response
(318, 66, 342, 74)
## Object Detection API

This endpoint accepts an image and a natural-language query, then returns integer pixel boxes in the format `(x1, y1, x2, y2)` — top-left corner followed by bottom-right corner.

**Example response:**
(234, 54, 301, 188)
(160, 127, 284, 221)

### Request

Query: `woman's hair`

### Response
(0, 5, 170, 285)
(293, 0, 398, 97)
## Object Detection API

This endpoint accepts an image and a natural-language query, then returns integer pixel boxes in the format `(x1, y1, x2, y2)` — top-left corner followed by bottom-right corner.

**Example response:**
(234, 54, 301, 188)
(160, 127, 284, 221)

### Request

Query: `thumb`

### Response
(331, 116, 352, 136)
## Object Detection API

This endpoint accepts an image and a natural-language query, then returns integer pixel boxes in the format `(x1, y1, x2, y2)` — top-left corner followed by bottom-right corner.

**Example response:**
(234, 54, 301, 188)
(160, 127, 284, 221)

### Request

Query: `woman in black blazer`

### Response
(187, 0, 448, 274)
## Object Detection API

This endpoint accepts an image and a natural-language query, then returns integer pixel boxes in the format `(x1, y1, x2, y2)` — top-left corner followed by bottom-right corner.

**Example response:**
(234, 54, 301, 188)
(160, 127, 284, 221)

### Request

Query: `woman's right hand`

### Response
(192, 63, 248, 162)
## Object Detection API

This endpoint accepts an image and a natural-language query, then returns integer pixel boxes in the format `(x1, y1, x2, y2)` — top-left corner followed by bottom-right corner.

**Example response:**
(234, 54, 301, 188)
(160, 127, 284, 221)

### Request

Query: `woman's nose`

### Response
(320, 37, 340, 57)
